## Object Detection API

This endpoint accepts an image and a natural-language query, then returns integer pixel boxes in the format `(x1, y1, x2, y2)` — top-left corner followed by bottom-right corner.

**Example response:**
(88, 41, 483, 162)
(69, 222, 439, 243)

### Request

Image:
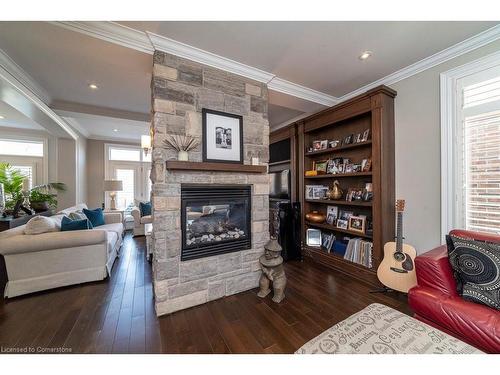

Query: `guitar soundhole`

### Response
(393, 252, 405, 261)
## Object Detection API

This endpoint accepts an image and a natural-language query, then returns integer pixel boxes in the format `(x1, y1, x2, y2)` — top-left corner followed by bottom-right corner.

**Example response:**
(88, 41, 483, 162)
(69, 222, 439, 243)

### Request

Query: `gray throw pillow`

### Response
(69, 210, 87, 221)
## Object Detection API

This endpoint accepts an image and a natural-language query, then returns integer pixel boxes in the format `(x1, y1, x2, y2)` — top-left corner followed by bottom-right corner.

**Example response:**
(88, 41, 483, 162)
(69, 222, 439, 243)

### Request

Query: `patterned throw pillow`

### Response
(69, 210, 87, 221)
(139, 201, 152, 217)
(447, 234, 500, 310)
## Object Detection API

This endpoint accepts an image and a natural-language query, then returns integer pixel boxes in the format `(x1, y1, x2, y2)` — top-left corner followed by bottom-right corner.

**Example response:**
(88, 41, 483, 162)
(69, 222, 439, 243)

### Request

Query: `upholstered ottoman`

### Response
(296, 303, 482, 354)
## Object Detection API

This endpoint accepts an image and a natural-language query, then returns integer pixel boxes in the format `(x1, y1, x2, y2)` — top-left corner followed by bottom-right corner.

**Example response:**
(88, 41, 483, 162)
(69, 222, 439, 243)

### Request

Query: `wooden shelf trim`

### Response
(304, 245, 375, 272)
(305, 172, 372, 179)
(305, 199, 372, 207)
(305, 140, 372, 157)
(165, 161, 267, 173)
(305, 221, 373, 239)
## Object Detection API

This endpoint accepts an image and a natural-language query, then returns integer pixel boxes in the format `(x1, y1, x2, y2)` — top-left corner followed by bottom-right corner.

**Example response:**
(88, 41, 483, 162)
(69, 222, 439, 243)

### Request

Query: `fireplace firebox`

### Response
(181, 184, 252, 261)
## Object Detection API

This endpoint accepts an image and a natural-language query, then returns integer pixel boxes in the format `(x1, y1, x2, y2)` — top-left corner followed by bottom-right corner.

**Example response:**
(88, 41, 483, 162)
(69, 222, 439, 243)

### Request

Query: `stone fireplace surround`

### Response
(150, 51, 270, 316)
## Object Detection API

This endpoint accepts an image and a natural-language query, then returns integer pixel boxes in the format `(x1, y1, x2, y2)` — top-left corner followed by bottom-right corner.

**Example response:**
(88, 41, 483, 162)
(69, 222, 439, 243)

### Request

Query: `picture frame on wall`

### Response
(202, 108, 243, 164)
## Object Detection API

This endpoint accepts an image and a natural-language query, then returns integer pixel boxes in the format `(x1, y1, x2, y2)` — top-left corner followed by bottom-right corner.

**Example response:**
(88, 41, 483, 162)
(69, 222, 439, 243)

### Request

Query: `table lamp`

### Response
(103, 180, 123, 210)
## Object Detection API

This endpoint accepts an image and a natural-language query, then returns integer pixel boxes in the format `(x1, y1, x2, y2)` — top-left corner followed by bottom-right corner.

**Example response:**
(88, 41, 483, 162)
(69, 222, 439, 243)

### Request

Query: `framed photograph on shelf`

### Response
(306, 229, 322, 247)
(342, 134, 354, 145)
(348, 216, 366, 234)
(361, 129, 371, 142)
(336, 219, 348, 230)
(202, 108, 243, 163)
(346, 187, 363, 202)
(320, 140, 328, 150)
(312, 140, 322, 151)
(313, 160, 328, 174)
(361, 158, 372, 172)
(339, 210, 354, 220)
(326, 206, 338, 225)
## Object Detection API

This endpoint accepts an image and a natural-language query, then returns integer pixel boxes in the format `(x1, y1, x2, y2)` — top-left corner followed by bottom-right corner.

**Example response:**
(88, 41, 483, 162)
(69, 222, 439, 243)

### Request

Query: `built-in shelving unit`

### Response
(297, 86, 396, 286)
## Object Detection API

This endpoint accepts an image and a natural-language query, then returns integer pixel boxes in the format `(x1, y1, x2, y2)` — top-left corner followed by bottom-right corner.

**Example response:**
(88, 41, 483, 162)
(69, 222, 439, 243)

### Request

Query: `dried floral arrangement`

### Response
(163, 134, 199, 152)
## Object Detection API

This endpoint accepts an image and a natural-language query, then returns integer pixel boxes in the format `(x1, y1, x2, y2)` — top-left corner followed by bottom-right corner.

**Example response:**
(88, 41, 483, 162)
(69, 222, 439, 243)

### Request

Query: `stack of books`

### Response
(344, 238, 373, 268)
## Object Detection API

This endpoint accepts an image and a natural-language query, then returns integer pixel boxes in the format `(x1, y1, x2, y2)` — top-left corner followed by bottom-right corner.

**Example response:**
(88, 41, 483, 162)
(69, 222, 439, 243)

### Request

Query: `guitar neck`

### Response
(396, 212, 403, 252)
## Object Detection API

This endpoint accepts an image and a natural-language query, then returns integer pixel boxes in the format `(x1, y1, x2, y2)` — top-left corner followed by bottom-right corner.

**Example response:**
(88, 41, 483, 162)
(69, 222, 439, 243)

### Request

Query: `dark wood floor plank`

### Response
(0, 233, 411, 354)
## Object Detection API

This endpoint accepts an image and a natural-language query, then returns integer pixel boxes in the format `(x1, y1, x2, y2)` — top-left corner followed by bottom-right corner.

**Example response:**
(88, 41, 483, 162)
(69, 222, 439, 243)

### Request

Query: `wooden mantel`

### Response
(165, 160, 268, 174)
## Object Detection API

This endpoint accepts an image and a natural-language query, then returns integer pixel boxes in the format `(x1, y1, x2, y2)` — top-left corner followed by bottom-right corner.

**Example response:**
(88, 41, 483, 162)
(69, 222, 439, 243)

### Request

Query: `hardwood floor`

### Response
(0, 232, 411, 354)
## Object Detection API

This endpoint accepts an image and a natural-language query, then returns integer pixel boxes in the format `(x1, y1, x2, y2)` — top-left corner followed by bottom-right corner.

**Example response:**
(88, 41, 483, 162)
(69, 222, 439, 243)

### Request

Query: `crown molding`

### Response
(147, 32, 275, 83)
(0, 48, 51, 104)
(50, 21, 153, 54)
(337, 24, 500, 103)
(267, 77, 337, 106)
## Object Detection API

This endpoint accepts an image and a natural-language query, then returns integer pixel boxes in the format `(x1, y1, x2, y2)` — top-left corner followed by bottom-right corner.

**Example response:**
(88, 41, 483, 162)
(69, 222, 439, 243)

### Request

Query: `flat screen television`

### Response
(270, 169, 290, 199)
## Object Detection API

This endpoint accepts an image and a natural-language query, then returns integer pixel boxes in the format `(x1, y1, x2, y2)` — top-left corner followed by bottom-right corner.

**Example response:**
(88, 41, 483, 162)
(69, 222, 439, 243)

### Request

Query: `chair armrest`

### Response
(0, 230, 108, 255)
(415, 245, 459, 297)
(131, 207, 141, 224)
(104, 212, 122, 224)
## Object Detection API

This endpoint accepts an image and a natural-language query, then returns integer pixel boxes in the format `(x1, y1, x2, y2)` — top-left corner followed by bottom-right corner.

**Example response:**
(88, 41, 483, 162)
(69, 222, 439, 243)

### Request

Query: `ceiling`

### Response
(120, 21, 498, 97)
(0, 101, 44, 131)
(0, 21, 498, 139)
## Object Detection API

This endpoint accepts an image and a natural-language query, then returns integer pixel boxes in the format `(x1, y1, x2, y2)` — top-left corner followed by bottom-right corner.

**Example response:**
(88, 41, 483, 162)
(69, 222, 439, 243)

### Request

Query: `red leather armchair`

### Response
(408, 229, 500, 353)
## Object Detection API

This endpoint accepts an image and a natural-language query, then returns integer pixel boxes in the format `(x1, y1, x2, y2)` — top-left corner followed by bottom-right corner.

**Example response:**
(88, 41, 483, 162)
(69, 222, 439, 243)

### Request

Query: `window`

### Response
(0, 137, 46, 187)
(11, 165, 34, 188)
(104, 144, 151, 213)
(441, 53, 500, 237)
(0, 139, 44, 157)
(462, 111, 500, 233)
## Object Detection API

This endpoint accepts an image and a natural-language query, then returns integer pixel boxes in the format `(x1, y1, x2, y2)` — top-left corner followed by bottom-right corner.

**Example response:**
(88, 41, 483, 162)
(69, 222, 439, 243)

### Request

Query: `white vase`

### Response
(178, 150, 189, 161)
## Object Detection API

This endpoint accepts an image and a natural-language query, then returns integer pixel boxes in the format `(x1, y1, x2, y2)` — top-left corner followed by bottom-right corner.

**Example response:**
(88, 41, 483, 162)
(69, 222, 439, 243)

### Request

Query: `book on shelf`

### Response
(321, 232, 336, 252)
(343, 238, 373, 268)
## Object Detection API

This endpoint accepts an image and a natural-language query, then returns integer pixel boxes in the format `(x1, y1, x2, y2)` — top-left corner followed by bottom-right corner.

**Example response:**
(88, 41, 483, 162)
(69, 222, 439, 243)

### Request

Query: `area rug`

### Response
(296, 303, 482, 354)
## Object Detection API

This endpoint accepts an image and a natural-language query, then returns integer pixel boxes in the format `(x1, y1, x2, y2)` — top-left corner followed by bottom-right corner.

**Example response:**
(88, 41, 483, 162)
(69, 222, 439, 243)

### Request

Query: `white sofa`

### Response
(0, 204, 123, 298)
(131, 207, 151, 236)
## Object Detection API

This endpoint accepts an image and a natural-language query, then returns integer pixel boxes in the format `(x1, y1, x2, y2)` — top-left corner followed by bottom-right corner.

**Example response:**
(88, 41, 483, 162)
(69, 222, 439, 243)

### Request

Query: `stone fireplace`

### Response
(150, 51, 270, 316)
(181, 184, 252, 261)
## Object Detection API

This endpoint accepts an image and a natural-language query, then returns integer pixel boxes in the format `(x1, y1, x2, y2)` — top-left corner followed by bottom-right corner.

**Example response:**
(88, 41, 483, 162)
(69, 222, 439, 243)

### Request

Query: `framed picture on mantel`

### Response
(202, 108, 243, 164)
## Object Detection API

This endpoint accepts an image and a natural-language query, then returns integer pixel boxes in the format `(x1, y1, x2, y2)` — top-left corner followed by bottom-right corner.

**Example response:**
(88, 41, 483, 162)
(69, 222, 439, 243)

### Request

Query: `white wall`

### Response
(56, 138, 76, 210)
(390, 39, 500, 254)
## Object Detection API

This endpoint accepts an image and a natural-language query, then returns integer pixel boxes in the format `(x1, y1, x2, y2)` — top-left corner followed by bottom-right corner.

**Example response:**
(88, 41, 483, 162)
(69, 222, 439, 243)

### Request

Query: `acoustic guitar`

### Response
(376, 200, 417, 293)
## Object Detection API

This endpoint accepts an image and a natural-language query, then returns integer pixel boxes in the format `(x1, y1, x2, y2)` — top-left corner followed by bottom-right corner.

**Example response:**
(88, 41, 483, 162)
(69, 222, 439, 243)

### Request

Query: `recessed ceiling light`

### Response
(88, 83, 99, 90)
(359, 51, 372, 61)
(113, 129, 118, 132)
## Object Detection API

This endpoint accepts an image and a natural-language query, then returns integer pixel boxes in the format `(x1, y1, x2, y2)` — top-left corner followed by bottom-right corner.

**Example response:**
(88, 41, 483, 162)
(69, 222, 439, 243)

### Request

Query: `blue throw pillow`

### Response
(83, 207, 105, 227)
(61, 216, 93, 231)
(139, 201, 152, 217)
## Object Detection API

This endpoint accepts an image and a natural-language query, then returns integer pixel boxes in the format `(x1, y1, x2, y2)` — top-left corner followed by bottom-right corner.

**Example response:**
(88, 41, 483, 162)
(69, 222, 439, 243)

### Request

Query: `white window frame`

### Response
(0, 133, 49, 185)
(104, 143, 151, 209)
(440, 50, 500, 241)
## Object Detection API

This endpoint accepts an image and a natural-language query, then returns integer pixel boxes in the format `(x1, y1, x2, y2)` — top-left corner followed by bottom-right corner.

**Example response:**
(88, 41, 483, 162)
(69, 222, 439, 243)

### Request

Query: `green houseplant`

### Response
(0, 163, 66, 212)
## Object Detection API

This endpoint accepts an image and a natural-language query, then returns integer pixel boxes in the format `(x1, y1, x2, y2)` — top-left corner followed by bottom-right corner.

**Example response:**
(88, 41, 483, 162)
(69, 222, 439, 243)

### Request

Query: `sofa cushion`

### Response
(83, 207, 105, 227)
(409, 286, 500, 353)
(447, 234, 500, 310)
(140, 215, 152, 224)
(99, 223, 124, 239)
(61, 216, 94, 231)
(24, 216, 57, 235)
(139, 201, 152, 217)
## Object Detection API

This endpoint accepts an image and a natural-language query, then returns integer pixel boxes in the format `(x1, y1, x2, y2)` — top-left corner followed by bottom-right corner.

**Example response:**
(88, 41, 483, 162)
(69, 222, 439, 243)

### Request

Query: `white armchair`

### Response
(131, 207, 152, 236)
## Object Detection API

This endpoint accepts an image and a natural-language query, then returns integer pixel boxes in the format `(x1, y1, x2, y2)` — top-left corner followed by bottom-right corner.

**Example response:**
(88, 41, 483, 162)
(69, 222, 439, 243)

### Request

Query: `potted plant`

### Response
(0, 163, 66, 213)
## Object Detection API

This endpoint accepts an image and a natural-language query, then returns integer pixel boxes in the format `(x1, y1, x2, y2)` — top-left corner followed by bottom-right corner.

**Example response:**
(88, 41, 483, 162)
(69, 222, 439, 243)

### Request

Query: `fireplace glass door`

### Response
(181, 185, 252, 261)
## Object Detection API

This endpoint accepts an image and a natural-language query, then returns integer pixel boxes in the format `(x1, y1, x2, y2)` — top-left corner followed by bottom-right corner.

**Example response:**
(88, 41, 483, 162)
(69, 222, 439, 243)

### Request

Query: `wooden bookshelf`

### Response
(297, 85, 396, 286)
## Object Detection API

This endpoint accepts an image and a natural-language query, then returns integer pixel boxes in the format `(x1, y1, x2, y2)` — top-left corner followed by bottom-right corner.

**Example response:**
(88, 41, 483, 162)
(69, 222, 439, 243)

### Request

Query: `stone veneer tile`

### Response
(151, 50, 269, 316)
(245, 83, 262, 97)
